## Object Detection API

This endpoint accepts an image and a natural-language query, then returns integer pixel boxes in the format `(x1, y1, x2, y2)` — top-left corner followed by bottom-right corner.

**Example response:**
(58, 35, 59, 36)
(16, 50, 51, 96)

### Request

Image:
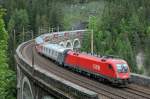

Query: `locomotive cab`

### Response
(112, 62, 131, 85)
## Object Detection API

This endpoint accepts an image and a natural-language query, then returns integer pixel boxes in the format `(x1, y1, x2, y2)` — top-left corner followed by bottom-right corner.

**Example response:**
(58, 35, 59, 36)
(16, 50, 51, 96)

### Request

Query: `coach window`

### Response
(55, 52, 56, 56)
(50, 50, 52, 54)
(49, 49, 50, 54)
(51, 50, 53, 55)
(54, 51, 56, 56)
(52, 50, 54, 55)
(55, 52, 57, 56)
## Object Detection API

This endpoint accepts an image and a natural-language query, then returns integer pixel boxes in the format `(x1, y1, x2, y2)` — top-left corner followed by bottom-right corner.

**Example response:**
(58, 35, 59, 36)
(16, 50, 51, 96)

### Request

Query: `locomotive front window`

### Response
(116, 64, 128, 73)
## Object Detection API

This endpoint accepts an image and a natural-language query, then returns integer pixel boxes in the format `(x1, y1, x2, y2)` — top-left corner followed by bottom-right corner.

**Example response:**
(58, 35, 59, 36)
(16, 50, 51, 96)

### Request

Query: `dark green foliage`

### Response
(0, 7, 16, 99)
(144, 26, 150, 75)
(82, 0, 150, 74)
(3, 0, 65, 34)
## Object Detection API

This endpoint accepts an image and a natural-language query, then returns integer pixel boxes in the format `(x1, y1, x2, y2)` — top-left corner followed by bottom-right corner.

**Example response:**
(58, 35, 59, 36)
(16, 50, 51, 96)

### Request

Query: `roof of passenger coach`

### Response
(43, 43, 71, 53)
(37, 30, 86, 39)
(35, 30, 86, 44)
(35, 36, 44, 44)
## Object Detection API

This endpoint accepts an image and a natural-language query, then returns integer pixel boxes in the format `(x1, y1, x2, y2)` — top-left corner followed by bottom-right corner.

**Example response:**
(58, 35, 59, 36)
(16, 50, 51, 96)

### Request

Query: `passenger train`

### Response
(35, 41, 131, 86)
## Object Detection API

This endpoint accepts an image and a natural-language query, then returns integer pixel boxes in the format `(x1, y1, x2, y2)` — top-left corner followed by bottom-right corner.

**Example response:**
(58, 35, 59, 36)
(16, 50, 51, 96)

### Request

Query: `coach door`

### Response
(57, 52, 63, 65)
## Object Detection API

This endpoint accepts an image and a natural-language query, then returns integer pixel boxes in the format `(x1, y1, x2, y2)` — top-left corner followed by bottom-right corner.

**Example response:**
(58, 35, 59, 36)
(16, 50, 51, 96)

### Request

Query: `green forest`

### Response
(0, 0, 150, 98)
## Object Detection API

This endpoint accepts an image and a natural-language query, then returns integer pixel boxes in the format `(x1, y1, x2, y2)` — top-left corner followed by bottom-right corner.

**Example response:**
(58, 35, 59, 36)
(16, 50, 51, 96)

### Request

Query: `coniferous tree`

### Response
(0, 7, 16, 99)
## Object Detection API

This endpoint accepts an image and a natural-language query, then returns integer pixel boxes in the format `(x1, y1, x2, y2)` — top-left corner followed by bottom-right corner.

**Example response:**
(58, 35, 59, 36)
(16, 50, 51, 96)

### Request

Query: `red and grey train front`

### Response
(112, 62, 131, 85)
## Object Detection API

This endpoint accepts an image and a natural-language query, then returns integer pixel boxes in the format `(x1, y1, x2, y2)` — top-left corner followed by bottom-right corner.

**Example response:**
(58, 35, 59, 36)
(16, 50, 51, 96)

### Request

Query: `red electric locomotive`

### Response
(64, 51, 131, 85)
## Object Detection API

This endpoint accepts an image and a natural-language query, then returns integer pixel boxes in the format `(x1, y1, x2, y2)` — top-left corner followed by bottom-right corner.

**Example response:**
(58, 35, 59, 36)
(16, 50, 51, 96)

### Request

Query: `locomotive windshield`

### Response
(116, 64, 128, 73)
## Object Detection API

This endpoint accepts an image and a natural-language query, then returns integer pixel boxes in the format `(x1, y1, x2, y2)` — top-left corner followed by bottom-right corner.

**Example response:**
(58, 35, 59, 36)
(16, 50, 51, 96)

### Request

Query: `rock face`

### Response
(136, 52, 145, 72)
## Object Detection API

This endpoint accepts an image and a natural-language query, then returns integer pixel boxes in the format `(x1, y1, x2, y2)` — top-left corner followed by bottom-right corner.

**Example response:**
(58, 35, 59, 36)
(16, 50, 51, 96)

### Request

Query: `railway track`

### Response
(123, 84, 150, 99)
(128, 84, 150, 95)
(22, 41, 150, 99)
